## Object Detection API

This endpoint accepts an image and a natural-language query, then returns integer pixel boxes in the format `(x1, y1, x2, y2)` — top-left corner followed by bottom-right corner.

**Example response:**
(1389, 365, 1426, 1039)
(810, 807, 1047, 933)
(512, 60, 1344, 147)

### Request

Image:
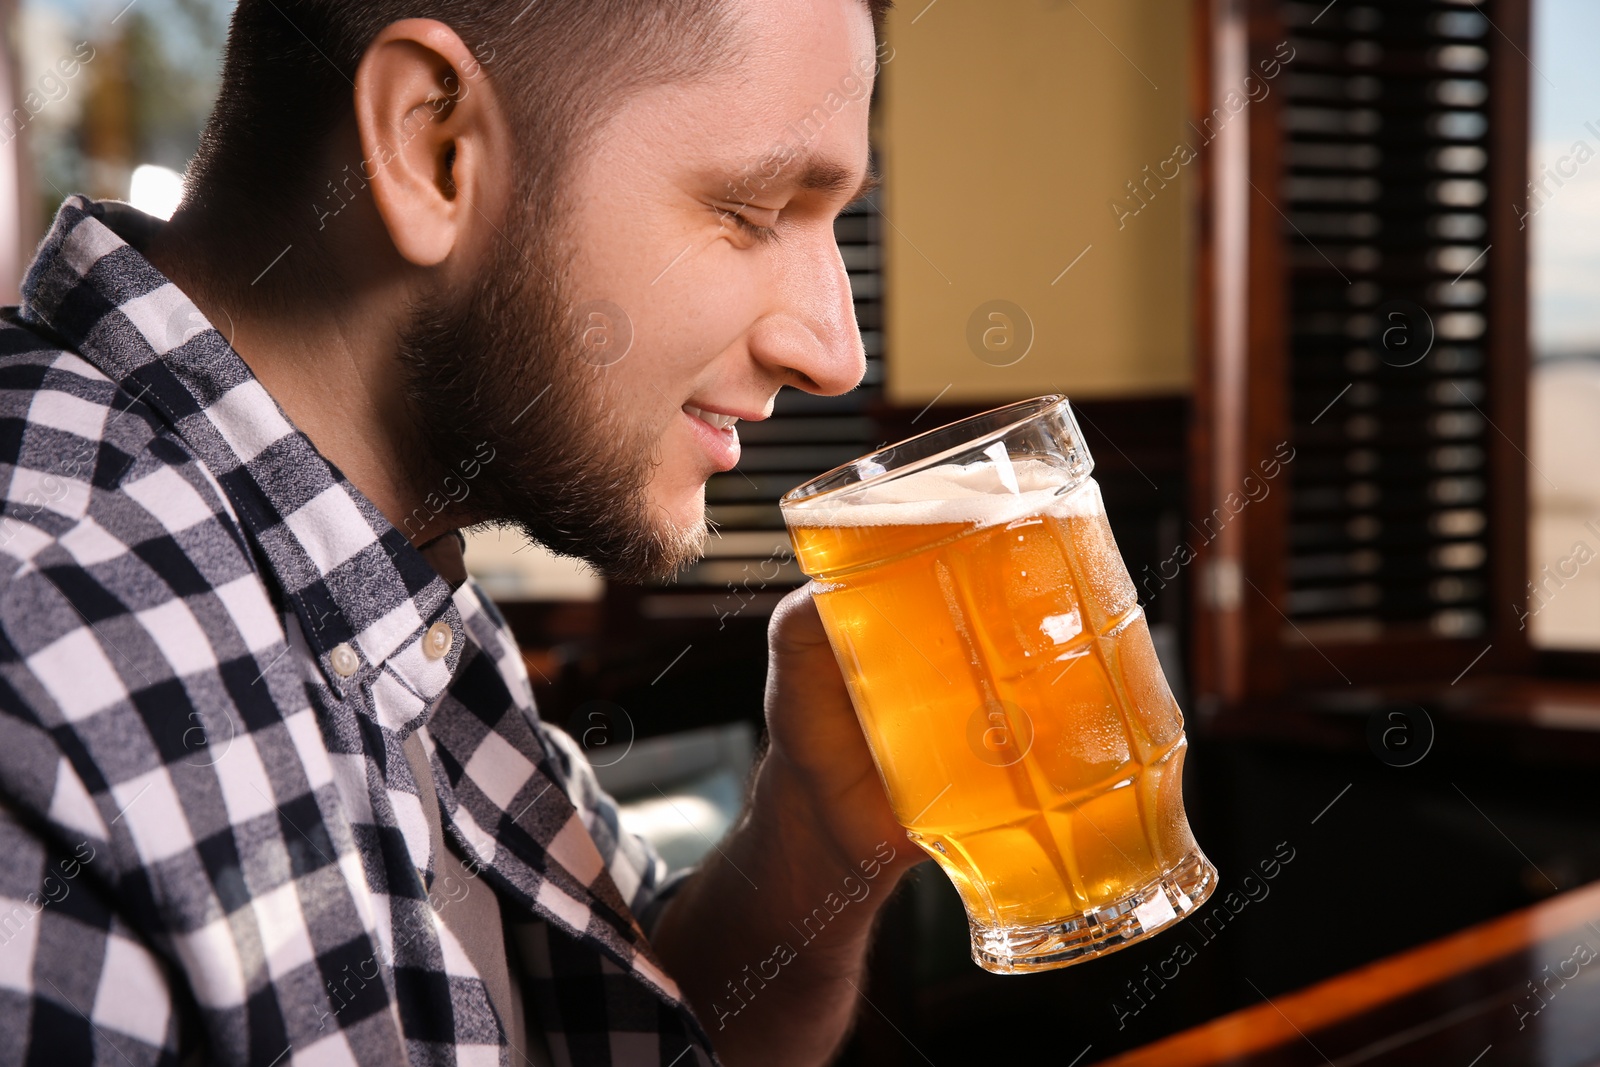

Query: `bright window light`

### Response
(128, 164, 185, 221)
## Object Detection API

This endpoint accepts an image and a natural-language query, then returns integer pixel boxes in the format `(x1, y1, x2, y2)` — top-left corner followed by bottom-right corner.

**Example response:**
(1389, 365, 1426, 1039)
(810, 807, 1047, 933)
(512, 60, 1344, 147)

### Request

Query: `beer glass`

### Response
(780, 396, 1216, 973)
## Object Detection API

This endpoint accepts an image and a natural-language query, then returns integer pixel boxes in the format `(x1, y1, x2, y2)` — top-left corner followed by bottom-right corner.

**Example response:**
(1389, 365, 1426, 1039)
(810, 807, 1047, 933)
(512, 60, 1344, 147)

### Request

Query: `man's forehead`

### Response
(701, 0, 879, 127)
(714, 63, 879, 202)
(721, 0, 879, 65)
(607, 0, 878, 201)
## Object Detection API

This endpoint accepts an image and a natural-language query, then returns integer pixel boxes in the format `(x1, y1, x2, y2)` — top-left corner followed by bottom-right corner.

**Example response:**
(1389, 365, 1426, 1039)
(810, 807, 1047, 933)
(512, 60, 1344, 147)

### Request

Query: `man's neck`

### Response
(143, 210, 458, 549)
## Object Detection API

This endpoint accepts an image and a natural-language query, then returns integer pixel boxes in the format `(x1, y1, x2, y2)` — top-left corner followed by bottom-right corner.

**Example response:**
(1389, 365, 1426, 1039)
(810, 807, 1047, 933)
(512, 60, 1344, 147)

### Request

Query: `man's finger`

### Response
(768, 582, 830, 652)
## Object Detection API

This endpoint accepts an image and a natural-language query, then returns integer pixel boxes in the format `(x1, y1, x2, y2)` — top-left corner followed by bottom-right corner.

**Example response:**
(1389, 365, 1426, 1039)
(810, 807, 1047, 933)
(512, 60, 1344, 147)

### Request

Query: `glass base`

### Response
(970, 849, 1218, 974)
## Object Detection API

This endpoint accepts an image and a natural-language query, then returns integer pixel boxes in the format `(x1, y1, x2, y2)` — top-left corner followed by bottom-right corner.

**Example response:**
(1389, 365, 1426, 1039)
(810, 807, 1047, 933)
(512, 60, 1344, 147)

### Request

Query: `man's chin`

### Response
(560, 509, 708, 585)
(647, 512, 711, 581)
(636, 489, 712, 570)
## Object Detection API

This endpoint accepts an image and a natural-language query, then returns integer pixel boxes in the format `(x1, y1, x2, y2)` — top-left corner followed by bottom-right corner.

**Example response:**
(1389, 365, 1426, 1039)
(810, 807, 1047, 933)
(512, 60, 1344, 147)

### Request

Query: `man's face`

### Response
(401, 0, 876, 581)
(561, 0, 877, 535)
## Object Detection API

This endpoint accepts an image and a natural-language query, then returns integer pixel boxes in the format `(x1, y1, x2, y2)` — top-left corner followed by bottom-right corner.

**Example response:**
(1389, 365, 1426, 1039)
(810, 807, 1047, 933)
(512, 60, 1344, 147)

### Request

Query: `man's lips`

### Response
(683, 403, 739, 430)
(682, 404, 743, 471)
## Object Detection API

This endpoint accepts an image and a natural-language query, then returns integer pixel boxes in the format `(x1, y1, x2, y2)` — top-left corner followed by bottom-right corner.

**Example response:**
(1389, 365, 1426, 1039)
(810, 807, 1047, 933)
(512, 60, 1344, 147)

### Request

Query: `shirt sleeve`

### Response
(0, 801, 181, 1063)
(531, 721, 696, 936)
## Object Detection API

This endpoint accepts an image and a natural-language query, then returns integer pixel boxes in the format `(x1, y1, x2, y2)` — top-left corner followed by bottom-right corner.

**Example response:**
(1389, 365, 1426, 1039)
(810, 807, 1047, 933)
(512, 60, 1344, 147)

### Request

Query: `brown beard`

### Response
(392, 209, 706, 584)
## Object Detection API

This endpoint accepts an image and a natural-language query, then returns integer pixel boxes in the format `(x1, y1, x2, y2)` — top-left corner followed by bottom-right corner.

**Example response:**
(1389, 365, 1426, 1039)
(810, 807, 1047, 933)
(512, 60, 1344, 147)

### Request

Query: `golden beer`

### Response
(782, 398, 1215, 972)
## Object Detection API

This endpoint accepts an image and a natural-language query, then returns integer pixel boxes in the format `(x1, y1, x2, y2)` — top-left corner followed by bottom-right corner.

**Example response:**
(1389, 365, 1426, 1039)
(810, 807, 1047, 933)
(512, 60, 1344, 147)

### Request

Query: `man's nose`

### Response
(749, 229, 866, 396)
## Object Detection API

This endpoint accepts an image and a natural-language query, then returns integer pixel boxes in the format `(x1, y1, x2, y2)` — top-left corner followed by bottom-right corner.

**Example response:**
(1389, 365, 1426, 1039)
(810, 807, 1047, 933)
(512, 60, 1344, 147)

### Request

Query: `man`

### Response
(0, 0, 916, 1063)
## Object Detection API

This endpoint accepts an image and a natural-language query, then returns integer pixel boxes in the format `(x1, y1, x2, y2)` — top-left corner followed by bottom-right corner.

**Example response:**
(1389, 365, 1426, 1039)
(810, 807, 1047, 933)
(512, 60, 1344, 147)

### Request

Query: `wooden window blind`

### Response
(1284, 0, 1498, 645)
(1191, 0, 1530, 702)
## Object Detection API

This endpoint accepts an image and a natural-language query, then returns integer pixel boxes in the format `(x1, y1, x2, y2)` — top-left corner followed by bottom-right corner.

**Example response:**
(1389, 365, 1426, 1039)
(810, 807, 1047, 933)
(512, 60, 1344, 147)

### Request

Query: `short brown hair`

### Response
(181, 0, 891, 280)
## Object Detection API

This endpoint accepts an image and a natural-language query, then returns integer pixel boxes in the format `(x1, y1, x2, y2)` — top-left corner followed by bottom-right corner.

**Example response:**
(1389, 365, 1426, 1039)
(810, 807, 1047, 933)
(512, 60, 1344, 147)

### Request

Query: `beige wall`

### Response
(878, 0, 1192, 403)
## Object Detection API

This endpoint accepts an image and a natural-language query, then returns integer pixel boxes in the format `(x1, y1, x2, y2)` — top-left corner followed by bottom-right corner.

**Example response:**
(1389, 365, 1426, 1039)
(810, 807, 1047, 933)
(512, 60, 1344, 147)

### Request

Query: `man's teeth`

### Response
(684, 405, 739, 431)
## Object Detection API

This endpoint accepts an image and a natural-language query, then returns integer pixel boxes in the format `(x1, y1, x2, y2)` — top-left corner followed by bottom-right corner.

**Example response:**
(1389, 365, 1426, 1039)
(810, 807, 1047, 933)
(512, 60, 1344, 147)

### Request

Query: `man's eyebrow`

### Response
(720, 154, 879, 211)
(795, 157, 881, 209)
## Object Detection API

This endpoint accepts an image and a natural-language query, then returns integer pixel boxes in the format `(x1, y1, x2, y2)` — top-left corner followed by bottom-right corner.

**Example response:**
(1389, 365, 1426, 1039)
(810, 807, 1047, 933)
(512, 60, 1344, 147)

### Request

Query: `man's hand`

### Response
(759, 584, 917, 884)
(650, 584, 922, 1066)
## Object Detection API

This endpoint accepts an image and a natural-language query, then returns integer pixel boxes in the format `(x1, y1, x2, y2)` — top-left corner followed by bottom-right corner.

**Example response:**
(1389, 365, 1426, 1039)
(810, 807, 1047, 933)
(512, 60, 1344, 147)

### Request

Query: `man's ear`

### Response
(352, 19, 502, 268)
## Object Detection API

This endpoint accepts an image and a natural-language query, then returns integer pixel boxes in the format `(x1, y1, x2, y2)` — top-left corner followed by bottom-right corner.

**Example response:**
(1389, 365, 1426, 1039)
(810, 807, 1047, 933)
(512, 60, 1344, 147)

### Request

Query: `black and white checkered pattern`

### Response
(0, 196, 716, 1066)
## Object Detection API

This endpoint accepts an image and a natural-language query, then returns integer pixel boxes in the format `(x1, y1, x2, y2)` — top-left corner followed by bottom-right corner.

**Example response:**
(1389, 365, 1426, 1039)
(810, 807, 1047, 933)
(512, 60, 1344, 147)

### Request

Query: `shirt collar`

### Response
(19, 195, 466, 715)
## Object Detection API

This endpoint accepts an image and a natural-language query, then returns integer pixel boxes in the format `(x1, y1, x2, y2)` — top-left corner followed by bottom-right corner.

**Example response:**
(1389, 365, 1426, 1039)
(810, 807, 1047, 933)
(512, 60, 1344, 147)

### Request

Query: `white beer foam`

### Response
(788, 459, 1101, 528)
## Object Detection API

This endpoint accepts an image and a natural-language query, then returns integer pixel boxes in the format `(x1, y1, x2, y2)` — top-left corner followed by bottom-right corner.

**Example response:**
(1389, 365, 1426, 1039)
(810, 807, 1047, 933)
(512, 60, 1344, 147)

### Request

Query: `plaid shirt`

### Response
(0, 196, 717, 1066)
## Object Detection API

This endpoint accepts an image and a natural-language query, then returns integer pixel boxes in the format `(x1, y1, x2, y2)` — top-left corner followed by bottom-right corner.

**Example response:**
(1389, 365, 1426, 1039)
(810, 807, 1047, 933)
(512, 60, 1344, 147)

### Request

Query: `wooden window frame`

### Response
(1188, 0, 1536, 709)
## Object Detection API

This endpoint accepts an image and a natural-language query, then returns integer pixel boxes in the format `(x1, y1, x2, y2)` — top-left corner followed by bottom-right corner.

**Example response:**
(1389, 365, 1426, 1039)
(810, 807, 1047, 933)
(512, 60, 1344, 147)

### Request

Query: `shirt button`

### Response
(424, 622, 454, 660)
(330, 643, 360, 678)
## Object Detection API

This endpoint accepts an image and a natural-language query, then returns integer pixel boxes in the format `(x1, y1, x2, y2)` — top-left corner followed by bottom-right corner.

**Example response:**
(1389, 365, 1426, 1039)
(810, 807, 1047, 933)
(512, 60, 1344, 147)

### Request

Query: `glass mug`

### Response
(780, 395, 1217, 973)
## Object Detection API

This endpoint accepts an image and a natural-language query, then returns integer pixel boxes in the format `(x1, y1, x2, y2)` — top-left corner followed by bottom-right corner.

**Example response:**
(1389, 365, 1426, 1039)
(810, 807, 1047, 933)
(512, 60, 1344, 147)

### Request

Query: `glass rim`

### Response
(779, 393, 1075, 510)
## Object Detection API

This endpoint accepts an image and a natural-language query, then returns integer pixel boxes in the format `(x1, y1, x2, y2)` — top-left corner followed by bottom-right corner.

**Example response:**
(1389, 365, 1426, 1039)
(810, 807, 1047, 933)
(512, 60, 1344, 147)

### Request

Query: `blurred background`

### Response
(6, 0, 1600, 1063)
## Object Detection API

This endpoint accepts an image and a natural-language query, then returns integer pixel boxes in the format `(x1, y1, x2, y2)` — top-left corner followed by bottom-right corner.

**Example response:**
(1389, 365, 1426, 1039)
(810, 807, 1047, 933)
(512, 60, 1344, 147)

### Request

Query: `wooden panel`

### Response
(1188, 0, 1294, 705)
(1214, 673, 1600, 768)
(1103, 877, 1600, 1066)
(877, 0, 1192, 403)
(1483, 0, 1533, 674)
